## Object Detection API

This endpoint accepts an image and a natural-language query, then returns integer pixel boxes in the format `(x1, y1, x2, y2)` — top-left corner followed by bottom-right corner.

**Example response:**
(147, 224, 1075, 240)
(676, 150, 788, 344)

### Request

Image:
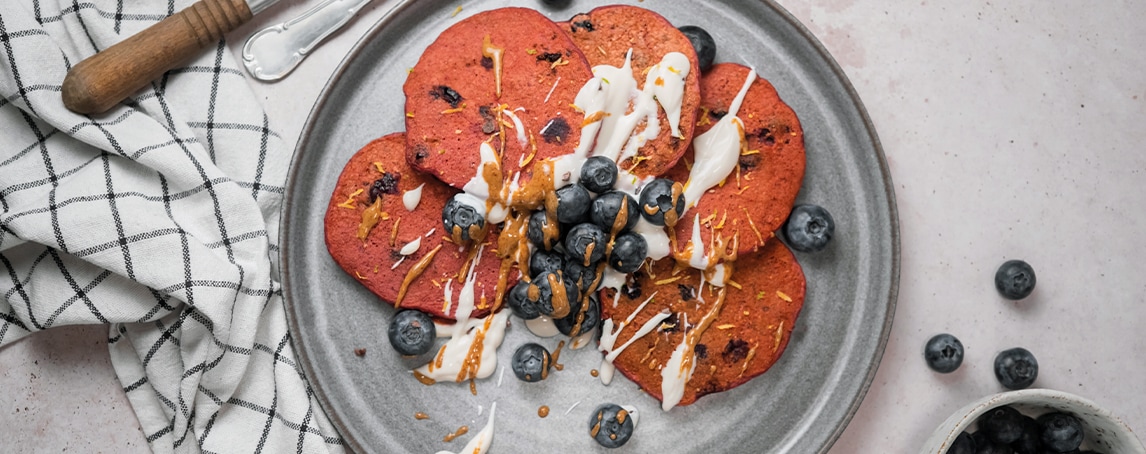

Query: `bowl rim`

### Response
(920, 388, 1145, 454)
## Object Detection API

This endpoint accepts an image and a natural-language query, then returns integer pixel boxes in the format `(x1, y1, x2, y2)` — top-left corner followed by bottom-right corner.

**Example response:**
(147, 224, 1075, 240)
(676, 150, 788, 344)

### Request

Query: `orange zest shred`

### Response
(337, 189, 363, 209)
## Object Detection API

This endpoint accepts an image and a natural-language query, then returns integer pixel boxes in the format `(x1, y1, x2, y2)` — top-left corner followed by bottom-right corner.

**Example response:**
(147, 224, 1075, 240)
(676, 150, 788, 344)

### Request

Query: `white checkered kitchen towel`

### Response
(0, 1, 345, 452)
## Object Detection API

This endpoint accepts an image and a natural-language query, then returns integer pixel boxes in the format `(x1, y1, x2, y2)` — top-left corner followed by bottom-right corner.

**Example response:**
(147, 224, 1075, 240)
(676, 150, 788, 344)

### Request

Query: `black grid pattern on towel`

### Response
(0, 1, 344, 452)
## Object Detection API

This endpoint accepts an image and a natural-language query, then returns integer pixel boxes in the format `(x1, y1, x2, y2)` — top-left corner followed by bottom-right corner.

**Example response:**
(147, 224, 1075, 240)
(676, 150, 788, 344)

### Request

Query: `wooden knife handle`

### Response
(62, 0, 254, 114)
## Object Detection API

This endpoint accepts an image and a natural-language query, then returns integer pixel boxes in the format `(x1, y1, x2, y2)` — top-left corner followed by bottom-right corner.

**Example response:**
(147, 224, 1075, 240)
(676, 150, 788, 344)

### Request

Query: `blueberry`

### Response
(948, 431, 976, 454)
(528, 210, 562, 250)
(387, 310, 435, 356)
(974, 439, 1013, 454)
(555, 293, 600, 337)
(506, 280, 541, 320)
(442, 194, 485, 243)
(565, 223, 607, 266)
(579, 156, 619, 193)
(924, 333, 964, 373)
(994, 347, 1038, 390)
(1038, 412, 1084, 452)
(591, 191, 639, 232)
(678, 26, 716, 73)
(538, 0, 571, 8)
(556, 184, 592, 224)
(979, 405, 1025, 444)
(530, 248, 566, 277)
(638, 178, 685, 226)
(1010, 415, 1041, 454)
(530, 271, 581, 318)
(588, 404, 636, 448)
(783, 204, 835, 253)
(511, 343, 552, 382)
(564, 260, 600, 294)
(608, 232, 648, 273)
(995, 259, 1036, 300)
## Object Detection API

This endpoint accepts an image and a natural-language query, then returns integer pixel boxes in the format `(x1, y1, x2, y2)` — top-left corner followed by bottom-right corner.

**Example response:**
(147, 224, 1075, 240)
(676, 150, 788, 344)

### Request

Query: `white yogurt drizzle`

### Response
(399, 237, 422, 256)
(499, 108, 528, 150)
(570, 325, 597, 350)
(435, 402, 496, 454)
(633, 217, 670, 260)
(682, 68, 756, 211)
(598, 302, 672, 386)
(573, 50, 691, 164)
(415, 245, 509, 383)
(621, 405, 640, 429)
(461, 142, 508, 224)
(403, 183, 425, 211)
(660, 314, 695, 411)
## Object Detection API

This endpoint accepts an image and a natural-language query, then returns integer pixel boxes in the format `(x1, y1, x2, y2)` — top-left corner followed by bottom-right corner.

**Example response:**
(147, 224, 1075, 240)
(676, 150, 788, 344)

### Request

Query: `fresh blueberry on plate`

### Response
(530, 270, 580, 318)
(783, 204, 835, 253)
(579, 156, 618, 194)
(506, 280, 541, 320)
(528, 209, 561, 250)
(511, 343, 552, 382)
(564, 260, 600, 294)
(638, 178, 685, 226)
(588, 403, 636, 448)
(565, 223, 607, 266)
(387, 310, 435, 356)
(608, 232, 648, 273)
(995, 259, 1036, 300)
(924, 333, 964, 373)
(591, 191, 640, 232)
(555, 293, 600, 337)
(678, 25, 716, 72)
(441, 194, 485, 243)
(556, 184, 592, 224)
(530, 248, 566, 277)
(994, 347, 1038, 390)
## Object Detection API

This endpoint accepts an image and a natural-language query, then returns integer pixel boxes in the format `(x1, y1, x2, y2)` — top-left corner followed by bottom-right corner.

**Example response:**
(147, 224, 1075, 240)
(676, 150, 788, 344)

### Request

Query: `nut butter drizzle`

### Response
(395, 243, 444, 308)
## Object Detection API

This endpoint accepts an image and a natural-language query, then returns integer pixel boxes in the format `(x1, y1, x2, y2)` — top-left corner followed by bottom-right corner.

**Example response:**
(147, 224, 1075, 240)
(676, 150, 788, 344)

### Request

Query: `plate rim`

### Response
(279, 1, 900, 452)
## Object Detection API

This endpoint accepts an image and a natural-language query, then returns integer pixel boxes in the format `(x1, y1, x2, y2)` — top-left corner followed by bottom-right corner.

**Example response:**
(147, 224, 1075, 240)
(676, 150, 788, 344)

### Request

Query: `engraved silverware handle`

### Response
(242, 0, 374, 81)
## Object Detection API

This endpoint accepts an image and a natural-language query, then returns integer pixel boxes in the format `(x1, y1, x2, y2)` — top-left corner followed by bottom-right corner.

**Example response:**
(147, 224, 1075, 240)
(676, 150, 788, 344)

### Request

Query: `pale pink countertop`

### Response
(4, 0, 1144, 452)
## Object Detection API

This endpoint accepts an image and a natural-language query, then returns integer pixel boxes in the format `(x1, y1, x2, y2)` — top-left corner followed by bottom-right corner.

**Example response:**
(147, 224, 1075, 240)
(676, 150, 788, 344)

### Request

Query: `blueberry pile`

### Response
(947, 406, 1098, 454)
(499, 156, 685, 350)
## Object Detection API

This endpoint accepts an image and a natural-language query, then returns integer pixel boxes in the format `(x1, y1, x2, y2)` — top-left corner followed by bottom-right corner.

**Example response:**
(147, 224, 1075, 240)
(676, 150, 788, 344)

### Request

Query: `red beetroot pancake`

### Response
(561, 5, 701, 178)
(404, 7, 592, 189)
(600, 240, 806, 407)
(324, 133, 511, 320)
(668, 63, 806, 255)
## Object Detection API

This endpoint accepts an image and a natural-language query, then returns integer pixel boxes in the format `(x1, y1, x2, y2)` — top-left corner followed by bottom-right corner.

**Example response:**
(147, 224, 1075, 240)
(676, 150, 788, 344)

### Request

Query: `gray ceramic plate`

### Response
(281, 0, 898, 452)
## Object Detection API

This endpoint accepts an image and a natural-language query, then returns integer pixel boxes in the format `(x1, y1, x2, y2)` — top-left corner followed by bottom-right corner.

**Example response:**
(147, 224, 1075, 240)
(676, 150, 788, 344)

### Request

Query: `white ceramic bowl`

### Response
(921, 389, 1145, 454)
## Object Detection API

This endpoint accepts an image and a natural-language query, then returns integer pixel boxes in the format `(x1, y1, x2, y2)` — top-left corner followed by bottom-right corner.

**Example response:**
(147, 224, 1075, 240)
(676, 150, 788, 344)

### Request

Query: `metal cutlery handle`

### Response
(242, 0, 375, 81)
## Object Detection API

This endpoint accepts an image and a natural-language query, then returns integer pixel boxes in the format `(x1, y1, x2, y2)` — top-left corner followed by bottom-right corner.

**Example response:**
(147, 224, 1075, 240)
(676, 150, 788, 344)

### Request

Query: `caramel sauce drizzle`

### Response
(395, 243, 443, 308)
(414, 412, 430, 420)
(547, 272, 571, 318)
(413, 370, 436, 386)
(551, 340, 566, 372)
(443, 425, 469, 442)
(481, 35, 503, 98)
(357, 197, 384, 241)
(538, 406, 550, 418)
(455, 313, 495, 388)
(677, 287, 728, 375)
